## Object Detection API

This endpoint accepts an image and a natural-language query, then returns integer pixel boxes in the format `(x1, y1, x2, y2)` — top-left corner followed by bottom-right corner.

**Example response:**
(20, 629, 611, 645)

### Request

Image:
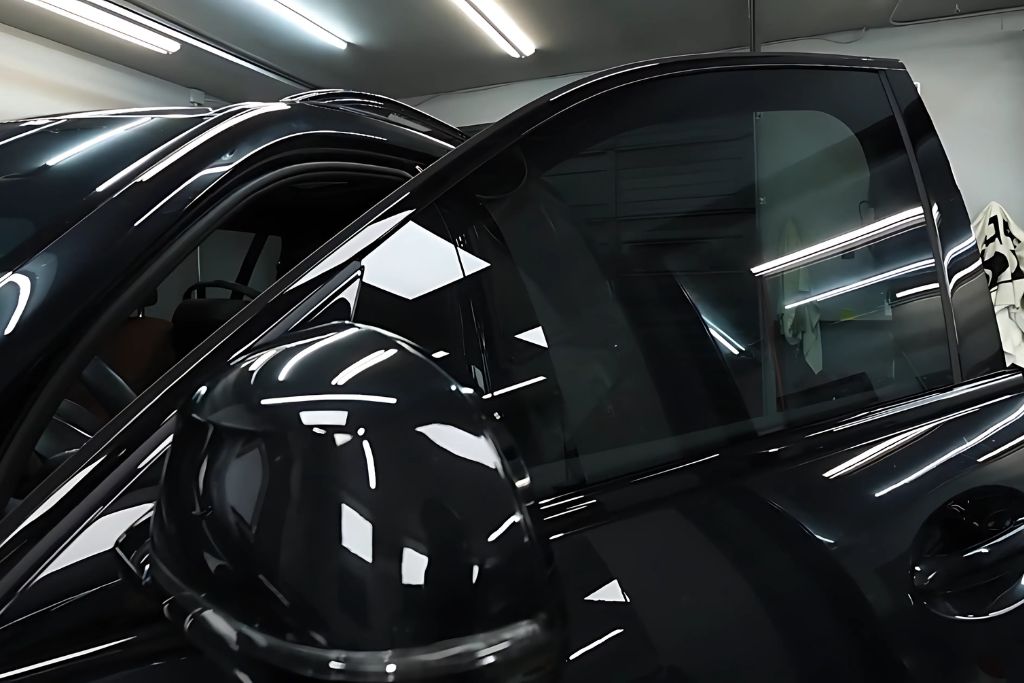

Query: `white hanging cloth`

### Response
(971, 201, 1024, 367)
(779, 218, 823, 374)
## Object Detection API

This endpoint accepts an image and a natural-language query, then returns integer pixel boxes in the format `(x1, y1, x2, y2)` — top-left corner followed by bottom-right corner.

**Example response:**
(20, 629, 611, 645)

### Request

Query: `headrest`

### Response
(171, 298, 248, 357)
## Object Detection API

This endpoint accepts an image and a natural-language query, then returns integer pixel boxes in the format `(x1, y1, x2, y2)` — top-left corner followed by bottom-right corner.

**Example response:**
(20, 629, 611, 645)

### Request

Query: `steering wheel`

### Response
(182, 280, 260, 301)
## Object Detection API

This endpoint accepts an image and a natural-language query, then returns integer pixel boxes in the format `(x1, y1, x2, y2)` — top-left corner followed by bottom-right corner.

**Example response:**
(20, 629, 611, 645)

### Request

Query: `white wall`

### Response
(410, 11, 1024, 221)
(0, 22, 199, 120)
(775, 12, 1024, 228)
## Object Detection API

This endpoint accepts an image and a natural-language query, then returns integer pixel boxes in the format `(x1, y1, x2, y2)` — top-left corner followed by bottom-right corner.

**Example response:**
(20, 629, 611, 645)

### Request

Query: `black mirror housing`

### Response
(149, 322, 558, 681)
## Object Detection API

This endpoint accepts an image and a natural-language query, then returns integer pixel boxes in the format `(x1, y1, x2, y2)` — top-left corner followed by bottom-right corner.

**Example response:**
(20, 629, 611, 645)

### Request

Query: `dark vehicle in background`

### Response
(0, 52, 1022, 683)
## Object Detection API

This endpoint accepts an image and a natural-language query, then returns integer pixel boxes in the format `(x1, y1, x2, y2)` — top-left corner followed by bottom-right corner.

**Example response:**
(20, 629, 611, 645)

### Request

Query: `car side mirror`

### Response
(147, 322, 561, 682)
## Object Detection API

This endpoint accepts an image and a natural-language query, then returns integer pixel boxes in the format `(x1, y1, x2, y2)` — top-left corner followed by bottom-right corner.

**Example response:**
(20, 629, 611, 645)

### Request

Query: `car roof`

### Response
(2, 91, 466, 148)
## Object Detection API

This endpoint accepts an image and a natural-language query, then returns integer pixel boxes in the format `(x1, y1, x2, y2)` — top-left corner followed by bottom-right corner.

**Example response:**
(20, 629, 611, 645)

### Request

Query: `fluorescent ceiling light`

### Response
(45, 117, 151, 166)
(752, 207, 925, 277)
(23, 0, 180, 53)
(252, 0, 348, 49)
(514, 326, 547, 348)
(449, 0, 535, 58)
(362, 222, 490, 299)
(85, 0, 305, 88)
(784, 259, 935, 310)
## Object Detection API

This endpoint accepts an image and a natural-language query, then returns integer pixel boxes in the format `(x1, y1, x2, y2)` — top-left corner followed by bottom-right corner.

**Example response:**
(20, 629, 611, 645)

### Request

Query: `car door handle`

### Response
(913, 522, 1024, 592)
(912, 486, 1024, 619)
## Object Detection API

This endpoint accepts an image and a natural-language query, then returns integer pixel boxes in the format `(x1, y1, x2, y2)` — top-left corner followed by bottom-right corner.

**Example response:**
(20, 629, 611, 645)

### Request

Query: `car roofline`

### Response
(540, 51, 906, 103)
(282, 90, 468, 146)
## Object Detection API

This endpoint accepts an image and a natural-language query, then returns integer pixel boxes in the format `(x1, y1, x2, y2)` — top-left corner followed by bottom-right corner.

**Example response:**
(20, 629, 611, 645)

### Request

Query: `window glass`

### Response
(20, 175, 404, 500)
(422, 68, 951, 495)
(354, 206, 473, 388)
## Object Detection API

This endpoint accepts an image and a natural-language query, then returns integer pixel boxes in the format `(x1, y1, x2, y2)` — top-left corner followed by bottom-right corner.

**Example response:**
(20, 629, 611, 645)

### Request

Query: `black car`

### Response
(1, 52, 1022, 683)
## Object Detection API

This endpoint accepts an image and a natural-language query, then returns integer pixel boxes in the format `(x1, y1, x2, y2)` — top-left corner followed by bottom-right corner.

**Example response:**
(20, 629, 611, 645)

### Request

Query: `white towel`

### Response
(779, 219, 823, 374)
(971, 201, 1024, 367)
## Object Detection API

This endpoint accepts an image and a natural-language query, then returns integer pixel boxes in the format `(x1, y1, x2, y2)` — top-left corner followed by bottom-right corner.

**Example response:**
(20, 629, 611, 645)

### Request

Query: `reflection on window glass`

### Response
(430, 68, 952, 496)
(355, 207, 473, 387)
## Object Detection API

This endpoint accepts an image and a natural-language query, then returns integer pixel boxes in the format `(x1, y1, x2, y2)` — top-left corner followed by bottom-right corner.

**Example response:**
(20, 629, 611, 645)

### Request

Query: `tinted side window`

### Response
(384, 69, 949, 496)
(353, 206, 473, 387)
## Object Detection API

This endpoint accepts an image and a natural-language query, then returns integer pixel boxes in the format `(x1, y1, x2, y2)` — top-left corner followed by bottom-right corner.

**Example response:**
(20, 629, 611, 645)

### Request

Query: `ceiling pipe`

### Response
(889, 0, 1024, 25)
(749, 0, 760, 52)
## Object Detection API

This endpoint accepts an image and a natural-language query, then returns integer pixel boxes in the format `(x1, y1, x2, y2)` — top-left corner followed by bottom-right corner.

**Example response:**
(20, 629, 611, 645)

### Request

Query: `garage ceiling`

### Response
(1, 0, 1021, 103)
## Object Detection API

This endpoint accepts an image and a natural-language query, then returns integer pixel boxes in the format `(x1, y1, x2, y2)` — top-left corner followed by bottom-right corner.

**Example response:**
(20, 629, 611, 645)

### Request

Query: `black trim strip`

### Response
(881, 70, 962, 383)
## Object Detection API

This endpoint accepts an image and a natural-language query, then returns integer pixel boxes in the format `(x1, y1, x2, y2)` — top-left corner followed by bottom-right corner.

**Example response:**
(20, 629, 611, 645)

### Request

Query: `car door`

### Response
(352, 61, 1024, 681)
(1, 56, 1022, 682)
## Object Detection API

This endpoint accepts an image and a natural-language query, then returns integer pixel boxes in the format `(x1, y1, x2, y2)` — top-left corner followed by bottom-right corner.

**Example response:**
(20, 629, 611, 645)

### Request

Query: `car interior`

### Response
(18, 173, 405, 500)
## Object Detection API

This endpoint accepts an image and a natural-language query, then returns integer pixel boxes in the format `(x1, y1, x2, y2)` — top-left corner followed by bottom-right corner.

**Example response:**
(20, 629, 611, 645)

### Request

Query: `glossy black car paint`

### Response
(0, 52, 1021, 682)
(149, 322, 557, 680)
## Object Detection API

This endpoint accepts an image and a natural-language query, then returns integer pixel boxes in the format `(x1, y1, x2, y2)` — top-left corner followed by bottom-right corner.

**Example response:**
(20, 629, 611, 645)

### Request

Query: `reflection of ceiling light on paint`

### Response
(340, 504, 373, 562)
(362, 439, 377, 489)
(401, 547, 429, 585)
(481, 375, 545, 399)
(568, 628, 624, 662)
(487, 513, 521, 542)
(261, 393, 396, 405)
(362, 222, 490, 299)
(514, 325, 547, 348)
(585, 579, 629, 603)
(895, 282, 939, 299)
(45, 117, 151, 166)
(332, 348, 398, 386)
(299, 410, 348, 426)
(39, 503, 153, 577)
(431, 350, 450, 359)
(415, 423, 501, 469)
